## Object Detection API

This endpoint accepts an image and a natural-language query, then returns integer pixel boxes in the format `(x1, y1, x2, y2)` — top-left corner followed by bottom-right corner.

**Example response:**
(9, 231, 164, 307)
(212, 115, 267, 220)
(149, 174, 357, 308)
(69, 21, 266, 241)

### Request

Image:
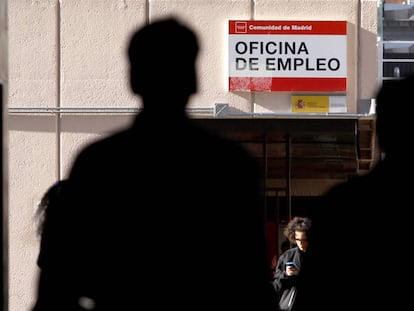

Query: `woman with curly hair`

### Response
(272, 216, 313, 311)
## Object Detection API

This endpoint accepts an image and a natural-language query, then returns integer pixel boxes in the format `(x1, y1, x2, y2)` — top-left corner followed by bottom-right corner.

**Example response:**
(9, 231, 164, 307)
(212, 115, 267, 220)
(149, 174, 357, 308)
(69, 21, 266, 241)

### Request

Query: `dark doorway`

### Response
(265, 195, 320, 276)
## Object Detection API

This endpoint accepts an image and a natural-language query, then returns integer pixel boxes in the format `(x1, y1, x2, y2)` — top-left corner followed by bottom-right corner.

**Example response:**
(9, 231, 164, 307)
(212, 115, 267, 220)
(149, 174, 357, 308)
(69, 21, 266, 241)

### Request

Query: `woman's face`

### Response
(294, 230, 309, 251)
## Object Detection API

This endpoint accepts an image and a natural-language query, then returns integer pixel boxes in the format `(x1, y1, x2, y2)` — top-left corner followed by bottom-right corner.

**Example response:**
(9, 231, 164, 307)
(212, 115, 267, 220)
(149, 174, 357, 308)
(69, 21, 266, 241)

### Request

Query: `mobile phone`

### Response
(285, 261, 297, 268)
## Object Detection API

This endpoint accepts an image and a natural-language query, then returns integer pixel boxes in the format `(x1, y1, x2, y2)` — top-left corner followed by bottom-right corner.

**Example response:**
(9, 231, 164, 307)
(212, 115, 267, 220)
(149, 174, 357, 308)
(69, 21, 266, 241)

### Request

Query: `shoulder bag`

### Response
(278, 286, 297, 311)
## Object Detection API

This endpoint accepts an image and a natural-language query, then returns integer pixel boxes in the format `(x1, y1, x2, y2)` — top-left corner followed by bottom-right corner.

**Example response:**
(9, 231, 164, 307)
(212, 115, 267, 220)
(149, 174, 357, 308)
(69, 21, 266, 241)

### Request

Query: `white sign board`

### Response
(229, 20, 347, 92)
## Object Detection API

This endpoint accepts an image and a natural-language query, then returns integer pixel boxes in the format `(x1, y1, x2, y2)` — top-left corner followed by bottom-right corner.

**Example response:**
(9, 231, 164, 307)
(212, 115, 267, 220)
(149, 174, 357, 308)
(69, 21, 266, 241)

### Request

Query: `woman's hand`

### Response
(285, 262, 299, 276)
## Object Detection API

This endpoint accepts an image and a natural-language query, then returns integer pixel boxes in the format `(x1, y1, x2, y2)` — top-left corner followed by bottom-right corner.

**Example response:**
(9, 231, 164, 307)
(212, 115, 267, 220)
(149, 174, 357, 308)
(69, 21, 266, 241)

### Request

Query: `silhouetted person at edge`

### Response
(32, 17, 277, 311)
(299, 75, 414, 311)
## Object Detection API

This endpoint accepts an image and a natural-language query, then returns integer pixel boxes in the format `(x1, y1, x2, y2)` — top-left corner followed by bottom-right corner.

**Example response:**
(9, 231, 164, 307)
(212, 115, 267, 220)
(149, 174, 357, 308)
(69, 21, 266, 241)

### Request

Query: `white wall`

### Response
(7, 1, 378, 310)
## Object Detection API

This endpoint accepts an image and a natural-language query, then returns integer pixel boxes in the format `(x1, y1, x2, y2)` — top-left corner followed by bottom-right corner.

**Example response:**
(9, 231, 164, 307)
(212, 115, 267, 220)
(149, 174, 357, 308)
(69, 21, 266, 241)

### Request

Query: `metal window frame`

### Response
(378, 0, 414, 84)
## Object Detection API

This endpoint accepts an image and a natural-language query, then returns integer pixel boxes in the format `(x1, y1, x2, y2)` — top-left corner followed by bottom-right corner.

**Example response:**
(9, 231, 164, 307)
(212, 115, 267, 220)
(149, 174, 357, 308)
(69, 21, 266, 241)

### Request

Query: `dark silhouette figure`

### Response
(32, 17, 276, 311)
(302, 76, 414, 310)
(34, 180, 67, 265)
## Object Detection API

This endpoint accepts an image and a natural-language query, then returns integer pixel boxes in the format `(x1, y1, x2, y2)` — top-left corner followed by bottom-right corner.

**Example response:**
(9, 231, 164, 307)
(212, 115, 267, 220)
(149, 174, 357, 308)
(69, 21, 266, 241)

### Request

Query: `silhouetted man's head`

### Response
(127, 17, 199, 105)
(375, 75, 414, 156)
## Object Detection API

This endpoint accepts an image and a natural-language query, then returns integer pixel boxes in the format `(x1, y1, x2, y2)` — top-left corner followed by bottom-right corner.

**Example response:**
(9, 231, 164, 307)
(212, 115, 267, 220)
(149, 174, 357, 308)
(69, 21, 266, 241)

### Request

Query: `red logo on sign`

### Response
(235, 22, 247, 33)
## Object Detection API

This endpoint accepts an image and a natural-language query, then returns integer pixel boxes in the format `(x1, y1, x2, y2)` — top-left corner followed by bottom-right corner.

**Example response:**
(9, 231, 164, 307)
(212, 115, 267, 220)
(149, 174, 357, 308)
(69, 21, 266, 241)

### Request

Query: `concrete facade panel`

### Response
(8, 116, 57, 311)
(8, 0, 57, 108)
(60, 0, 146, 108)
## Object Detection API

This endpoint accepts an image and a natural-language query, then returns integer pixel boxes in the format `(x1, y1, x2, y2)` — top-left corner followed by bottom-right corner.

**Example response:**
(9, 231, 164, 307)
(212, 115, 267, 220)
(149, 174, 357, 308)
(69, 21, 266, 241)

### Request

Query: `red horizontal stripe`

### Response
(229, 77, 346, 92)
(229, 20, 347, 35)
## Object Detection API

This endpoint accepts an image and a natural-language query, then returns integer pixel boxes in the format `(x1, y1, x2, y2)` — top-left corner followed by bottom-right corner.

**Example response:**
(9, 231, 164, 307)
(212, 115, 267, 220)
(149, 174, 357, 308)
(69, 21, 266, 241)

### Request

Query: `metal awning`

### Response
(194, 115, 376, 181)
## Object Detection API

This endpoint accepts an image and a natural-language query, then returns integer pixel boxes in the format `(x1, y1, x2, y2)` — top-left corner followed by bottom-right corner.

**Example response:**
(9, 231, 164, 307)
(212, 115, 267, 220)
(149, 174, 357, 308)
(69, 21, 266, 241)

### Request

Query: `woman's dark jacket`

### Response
(272, 246, 313, 311)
